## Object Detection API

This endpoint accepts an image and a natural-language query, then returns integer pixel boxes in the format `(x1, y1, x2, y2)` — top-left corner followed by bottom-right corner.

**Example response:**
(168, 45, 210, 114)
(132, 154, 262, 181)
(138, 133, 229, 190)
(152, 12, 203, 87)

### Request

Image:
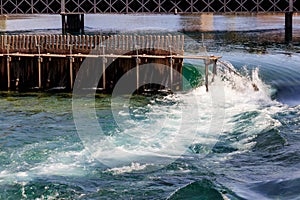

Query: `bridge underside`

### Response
(0, 0, 298, 14)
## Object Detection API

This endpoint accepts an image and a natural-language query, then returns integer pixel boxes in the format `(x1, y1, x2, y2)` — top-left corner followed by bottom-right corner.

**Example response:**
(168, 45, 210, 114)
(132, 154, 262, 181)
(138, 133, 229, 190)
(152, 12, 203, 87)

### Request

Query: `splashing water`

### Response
(0, 60, 291, 199)
(72, 60, 282, 171)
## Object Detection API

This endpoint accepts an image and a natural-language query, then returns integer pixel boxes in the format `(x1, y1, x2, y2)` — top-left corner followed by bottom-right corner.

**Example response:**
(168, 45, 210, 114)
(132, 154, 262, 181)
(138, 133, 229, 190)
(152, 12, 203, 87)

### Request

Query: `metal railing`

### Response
(0, 0, 298, 15)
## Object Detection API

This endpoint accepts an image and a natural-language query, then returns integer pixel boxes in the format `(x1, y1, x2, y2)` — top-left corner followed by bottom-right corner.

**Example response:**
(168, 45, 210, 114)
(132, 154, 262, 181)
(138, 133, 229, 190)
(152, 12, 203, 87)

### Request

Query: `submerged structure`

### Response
(0, 34, 220, 93)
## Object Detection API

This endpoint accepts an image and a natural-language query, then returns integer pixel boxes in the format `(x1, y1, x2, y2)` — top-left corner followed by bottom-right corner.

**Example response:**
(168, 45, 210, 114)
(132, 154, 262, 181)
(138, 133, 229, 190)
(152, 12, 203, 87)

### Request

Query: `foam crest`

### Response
(104, 162, 153, 175)
(84, 61, 282, 169)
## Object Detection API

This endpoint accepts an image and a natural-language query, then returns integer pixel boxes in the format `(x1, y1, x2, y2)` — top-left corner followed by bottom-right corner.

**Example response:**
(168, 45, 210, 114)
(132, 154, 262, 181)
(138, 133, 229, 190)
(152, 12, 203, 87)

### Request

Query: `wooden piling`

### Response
(38, 57, 42, 89)
(0, 34, 221, 93)
(212, 60, 217, 82)
(69, 56, 74, 89)
(205, 60, 209, 92)
(136, 57, 140, 92)
(102, 57, 106, 89)
(170, 57, 173, 90)
(6, 56, 11, 90)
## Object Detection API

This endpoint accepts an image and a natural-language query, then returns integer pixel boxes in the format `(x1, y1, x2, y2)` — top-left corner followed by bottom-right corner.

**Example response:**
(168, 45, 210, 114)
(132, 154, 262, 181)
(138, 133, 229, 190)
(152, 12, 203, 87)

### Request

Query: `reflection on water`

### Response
(0, 13, 298, 33)
(0, 13, 299, 45)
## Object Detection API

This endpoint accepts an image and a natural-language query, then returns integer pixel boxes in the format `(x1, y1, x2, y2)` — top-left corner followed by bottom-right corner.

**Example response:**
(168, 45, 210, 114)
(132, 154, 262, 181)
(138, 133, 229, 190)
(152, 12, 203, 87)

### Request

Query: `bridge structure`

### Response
(0, 0, 298, 42)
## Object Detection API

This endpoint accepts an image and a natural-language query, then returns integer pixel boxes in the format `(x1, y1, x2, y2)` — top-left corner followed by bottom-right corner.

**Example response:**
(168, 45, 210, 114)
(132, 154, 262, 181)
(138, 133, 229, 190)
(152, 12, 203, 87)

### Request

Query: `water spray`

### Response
(217, 60, 259, 91)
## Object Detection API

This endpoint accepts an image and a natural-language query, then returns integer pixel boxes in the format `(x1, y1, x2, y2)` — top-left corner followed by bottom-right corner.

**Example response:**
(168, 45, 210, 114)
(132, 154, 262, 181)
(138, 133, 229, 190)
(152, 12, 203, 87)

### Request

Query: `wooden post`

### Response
(86, 35, 89, 50)
(149, 35, 153, 50)
(69, 56, 74, 89)
(25, 35, 29, 50)
(141, 36, 144, 50)
(136, 57, 140, 93)
(13, 35, 16, 50)
(170, 57, 173, 90)
(212, 59, 217, 82)
(1, 35, 4, 49)
(6, 56, 11, 90)
(102, 45, 106, 90)
(205, 60, 209, 92)
(122, 35, 125, 51)
(102, 57, 106, 90)
(157, 35, 160, 50)
(60, 35, 63, 50)
(161, 36, 165, 51)
(38, 57, 42, 89)
(64, 35, 67, 50)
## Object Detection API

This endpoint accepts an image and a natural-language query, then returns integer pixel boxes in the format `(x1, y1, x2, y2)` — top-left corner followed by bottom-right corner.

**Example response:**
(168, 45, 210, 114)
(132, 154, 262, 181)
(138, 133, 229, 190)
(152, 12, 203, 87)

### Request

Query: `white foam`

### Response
(105, 162, 153, 175)
(71, 61, 284, 170)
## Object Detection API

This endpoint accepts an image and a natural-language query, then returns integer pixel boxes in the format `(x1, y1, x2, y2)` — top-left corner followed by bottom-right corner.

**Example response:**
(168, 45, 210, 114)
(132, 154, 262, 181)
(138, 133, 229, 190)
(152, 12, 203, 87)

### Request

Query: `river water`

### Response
(0, 14, 300, 199)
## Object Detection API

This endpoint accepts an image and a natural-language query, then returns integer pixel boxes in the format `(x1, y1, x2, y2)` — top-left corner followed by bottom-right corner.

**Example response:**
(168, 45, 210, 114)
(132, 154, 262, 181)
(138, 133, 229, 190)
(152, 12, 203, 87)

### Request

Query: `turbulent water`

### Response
(1, 14, 300, 199)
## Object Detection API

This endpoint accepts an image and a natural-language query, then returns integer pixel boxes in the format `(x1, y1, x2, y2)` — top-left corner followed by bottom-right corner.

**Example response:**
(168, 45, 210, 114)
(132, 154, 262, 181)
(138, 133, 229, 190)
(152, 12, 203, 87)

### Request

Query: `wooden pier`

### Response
(0, 34, 220, 93)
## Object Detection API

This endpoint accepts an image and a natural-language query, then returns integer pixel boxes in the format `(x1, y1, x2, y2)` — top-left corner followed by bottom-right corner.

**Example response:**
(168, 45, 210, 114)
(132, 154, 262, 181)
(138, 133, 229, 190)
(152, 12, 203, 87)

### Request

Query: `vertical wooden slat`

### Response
(25, 35, 29, 50)
(146, 35, 150, 50)
(165, 36, 169, 52)
(21, 35, 24, 50)
(51, 35, 55, 49)
(31, 35, 35, 50)
(89, 35, 93, 50)
(97, 35, 101, 50)
(38, 35, 41, 49)
(129, 35, 133, 51)
(152, 35, 156, 50)
(80, 35, 84, 50)
(177, 35, 181, 53)
(161, 36, 164, 51)
(149, 35, 153, 50)
(101, 36, 105, 52)
(84, 35, 88, 50)
(1, 35, 4, 49)
(94, 35, 97, 50)
(11, 35, 15, 51)
(140, 36, 144, 50)
(57, 35, 60, 50)
(125, 35, 129, 51)
(63, 34, 67, 50)
(59, 35, 63, 50)
(7, 35, 11, 50)
(156, 35, 160, 50)
(14, 35, 18, 50)
(122, 35, 125, 51)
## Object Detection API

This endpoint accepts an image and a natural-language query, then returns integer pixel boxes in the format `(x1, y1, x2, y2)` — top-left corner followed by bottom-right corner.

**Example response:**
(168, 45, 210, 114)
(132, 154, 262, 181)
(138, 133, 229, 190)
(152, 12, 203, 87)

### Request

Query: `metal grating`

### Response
(0, 0, 297, 14)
